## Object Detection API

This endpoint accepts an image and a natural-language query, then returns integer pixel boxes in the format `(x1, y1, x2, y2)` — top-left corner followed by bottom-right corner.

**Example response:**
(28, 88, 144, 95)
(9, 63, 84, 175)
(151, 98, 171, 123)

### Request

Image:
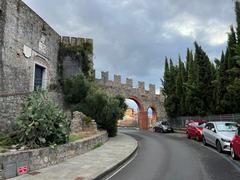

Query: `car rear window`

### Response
(162, 121, 169, 125)
(216, 123, 237, 132)
(196, 122, 206, 128)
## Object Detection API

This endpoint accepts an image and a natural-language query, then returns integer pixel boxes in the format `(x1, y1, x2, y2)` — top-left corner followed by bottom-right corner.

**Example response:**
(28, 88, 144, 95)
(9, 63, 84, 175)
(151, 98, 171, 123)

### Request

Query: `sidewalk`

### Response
(12, 133, 138, 180)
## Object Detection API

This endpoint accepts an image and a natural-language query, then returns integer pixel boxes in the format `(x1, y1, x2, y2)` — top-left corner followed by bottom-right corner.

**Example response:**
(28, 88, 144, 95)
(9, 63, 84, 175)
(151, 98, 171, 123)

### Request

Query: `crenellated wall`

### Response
(0, 0, 94, 132)
(59, 36, 94, 80)
(95, 71, 164, 97)
(61, 36, 93, 47)
(96, 71, 158, 96)
(95, 71, 167, 129)
(0, 0, 166, 132)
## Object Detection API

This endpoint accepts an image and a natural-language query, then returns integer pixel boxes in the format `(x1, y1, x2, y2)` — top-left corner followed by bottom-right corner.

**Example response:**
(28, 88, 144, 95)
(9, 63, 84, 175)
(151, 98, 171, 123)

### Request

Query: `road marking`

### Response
(105, 150, 138, 180)
(190, 139, 240, 172)
(152, 131, 240, 172)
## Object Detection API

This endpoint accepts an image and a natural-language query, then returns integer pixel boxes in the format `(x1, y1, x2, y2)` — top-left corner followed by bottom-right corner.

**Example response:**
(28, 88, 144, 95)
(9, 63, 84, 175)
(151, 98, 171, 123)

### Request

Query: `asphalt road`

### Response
(109, 129, 240, 180)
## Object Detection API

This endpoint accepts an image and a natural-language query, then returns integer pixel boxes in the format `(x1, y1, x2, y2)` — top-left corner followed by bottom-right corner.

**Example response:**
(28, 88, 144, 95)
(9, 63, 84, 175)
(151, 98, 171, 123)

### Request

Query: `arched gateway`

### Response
(95, 71, 166, 130)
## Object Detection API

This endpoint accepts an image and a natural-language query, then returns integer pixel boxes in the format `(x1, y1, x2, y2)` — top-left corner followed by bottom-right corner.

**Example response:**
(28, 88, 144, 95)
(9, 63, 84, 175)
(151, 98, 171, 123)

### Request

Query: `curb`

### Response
(174, 130, 186, 134)
(93, 134, 138, 180)
(173, 128, 186, 134)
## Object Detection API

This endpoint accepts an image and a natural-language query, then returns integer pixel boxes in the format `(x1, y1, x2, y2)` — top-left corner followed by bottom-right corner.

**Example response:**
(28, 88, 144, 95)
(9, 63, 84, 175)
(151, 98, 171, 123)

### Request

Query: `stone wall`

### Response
(96, 71, 162, 97)
(0, 0, 96, 132)
(60, 36, 94, 80)
(70, 111, 97, 133)
(0, 93, 26, 131)
(0, 131, 108, 179)
(0, 0, 6, 92)
(0, 0, 62, 131)
(1, 0, 60, 93)
(95, 71, 166, 122)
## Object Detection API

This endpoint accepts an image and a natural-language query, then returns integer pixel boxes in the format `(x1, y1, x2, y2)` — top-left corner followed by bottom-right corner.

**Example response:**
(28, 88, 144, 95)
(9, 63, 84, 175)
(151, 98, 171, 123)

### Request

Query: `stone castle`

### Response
(0, 0, 166, 132)
(96, 71, 166, 129)
(0, 0, 93, 131)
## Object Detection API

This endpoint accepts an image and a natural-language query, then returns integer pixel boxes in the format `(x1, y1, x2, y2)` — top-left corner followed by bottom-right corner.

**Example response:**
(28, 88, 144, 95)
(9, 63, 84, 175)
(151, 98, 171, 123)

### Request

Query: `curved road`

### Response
(109, 129, 240, 180)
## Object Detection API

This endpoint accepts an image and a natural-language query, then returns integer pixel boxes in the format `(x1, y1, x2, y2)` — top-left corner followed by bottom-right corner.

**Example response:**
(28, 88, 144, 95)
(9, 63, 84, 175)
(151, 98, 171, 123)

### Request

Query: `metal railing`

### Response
(169, 114, 240, 128)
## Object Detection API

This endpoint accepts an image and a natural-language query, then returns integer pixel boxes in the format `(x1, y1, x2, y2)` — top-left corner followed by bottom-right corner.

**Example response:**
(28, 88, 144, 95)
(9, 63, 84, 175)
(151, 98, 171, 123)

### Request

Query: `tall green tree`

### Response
(162, 58, 179, 117)
(162, 1, 240, 116)
(193, 42, 214, 115)
(176, 56, 186, 116)
(236, 1, 240, 46)
(220, 2, 240, 113)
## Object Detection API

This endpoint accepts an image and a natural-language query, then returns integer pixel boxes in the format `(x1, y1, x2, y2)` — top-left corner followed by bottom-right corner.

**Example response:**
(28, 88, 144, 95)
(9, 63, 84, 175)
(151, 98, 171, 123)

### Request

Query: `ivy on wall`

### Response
(58, 41, 94, 86)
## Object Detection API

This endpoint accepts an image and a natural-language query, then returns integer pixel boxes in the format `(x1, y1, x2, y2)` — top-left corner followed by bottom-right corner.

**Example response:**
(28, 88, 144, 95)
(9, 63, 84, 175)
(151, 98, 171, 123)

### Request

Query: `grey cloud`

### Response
(23, 0, 235, 90)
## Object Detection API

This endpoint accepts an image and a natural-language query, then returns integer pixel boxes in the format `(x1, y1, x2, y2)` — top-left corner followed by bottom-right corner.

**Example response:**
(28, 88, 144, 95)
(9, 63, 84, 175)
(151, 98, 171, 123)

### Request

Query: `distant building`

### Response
(118, 108, 138, 127)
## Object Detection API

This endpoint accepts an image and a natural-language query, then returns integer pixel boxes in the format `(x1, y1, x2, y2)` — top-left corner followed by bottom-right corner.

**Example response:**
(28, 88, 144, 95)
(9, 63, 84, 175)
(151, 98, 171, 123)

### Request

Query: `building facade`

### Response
(0, 0, 93, 131)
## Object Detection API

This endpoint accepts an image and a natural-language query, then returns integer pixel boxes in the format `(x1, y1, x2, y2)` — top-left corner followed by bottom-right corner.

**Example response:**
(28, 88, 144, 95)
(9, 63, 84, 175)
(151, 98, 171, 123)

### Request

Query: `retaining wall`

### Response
(0, 131, 108, 179)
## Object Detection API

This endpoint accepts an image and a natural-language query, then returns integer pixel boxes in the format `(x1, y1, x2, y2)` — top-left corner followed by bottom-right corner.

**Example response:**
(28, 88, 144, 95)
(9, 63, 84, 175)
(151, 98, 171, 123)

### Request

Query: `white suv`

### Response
(202, 121, 238, 153)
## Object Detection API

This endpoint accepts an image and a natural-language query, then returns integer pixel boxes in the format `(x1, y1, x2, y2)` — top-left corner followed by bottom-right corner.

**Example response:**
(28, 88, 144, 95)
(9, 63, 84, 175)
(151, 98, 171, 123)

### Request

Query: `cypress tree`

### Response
(162, 58, 179, 117)
(227, 26, 237, 71)
(235, 1, 240, 45)
(176, 56, 186, 115)
(185, 48, 199, 115)
(162, 57, 170, 96)
(194, 42, 214, 115)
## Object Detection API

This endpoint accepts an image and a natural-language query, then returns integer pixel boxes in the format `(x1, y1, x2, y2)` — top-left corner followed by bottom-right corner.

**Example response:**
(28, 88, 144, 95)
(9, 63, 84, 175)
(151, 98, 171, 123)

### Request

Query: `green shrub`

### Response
(92, 142, 103, 149)
(69, 134, 83, 142)
(64, 74, 127, 137)
(0, 133, 16, 147)
(83, 116, 92, 125)
(75, 90, 127, 137)
(14, 91, 70, 148)
(63, 73, 93, 104)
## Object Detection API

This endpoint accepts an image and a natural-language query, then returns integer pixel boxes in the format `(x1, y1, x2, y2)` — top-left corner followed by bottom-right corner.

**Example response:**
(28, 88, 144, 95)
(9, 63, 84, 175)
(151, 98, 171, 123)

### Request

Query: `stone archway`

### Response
(148, 106, 157, 128)
(128, 96, 148, 130)
(95, 71, 167, 130)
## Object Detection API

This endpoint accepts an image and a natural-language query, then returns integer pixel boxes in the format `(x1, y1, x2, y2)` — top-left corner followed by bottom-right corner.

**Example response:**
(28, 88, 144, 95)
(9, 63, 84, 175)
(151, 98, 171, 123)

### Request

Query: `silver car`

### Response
(202, 121, 238, 152)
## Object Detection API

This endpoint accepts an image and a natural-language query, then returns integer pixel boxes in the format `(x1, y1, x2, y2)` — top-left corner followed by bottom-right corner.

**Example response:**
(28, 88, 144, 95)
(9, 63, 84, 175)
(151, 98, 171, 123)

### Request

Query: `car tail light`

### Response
(197, 129, 202, 134)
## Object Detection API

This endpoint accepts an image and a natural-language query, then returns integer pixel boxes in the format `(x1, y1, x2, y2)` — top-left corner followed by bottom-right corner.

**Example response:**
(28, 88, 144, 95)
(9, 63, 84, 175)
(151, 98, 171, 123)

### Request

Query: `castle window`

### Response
(34, 64, 46, 90)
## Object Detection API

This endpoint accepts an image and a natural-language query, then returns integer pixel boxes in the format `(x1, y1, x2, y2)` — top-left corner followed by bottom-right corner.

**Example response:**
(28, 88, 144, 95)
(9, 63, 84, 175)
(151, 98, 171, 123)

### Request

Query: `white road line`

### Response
(189, 139, 240, 172)
(105, 150, 138, 180)
(153, 132, 240, 172)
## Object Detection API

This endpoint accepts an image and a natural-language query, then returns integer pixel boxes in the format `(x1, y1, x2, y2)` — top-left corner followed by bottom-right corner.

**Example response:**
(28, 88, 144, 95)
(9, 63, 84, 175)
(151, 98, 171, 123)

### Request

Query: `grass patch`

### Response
(92, 142, 103, 150)
(0, 146, 8, 153)
(69, 134, 83, 142)
(0, 133, 16, 153)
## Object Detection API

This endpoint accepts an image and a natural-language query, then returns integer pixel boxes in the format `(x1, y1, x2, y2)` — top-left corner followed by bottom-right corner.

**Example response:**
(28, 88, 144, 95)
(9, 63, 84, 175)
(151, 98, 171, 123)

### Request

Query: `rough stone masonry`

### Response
(0, 0, 166, 132)
(0, 0, 94, 132)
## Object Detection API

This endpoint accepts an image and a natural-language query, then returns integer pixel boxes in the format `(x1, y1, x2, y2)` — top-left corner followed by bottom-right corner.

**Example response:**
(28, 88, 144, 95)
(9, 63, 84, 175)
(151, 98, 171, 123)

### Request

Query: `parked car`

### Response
(202, 121, 238, 153)
(230, 125, 240, 160)
(153, 121, 174, 133)
(186, 120, 208, 141)
(185, 119, 207, 128)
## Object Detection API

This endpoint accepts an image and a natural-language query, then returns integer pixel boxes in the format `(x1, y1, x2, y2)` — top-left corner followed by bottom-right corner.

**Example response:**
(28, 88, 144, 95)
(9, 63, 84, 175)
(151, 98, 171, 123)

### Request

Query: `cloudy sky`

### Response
(23, 0, 236, 94)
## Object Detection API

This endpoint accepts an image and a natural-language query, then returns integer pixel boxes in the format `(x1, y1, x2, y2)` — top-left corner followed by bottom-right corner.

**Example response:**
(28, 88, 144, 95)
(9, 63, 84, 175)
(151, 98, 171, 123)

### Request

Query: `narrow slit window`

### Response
(34, 64, 45, 90)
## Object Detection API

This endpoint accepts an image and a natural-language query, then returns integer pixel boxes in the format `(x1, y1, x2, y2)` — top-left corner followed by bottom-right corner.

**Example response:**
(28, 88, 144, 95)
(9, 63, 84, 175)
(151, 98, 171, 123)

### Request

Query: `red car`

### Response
(185, 119, 208, 127)
(230, 126, 240, 160)
(186, 120, 208, 141)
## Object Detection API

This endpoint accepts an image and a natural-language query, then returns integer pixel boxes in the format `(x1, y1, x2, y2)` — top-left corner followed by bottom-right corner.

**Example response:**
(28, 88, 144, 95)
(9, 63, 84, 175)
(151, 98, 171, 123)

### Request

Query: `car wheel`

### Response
(230, 146, 238, 160)
(187, 133, 191, 139)
(202, 136, 207, 146)
(160, 129, 163, 133)
(196, 135, 200, 142)
(216, 140, 222, 153)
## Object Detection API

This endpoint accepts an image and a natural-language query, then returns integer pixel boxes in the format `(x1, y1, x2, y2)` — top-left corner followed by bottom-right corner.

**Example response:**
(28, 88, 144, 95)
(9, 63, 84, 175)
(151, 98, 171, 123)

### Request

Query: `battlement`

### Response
(96, 71, 159, 95)
(60, 36, 93, 47)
